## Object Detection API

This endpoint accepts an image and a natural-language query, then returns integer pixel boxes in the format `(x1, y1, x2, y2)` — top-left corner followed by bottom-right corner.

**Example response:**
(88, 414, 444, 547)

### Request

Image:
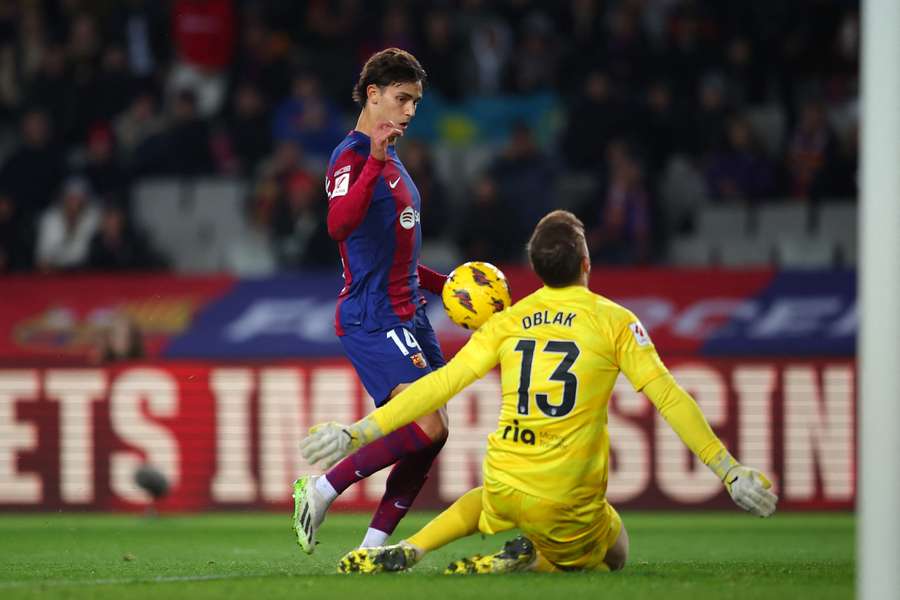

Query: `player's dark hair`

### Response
(527, 210, 587, 287)
(353, 48, 426, 107)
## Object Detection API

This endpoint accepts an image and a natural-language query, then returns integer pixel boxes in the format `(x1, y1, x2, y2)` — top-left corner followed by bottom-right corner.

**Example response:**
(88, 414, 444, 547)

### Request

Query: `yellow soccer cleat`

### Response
(444, 536, 536, 575)
(338, 543, 419, 574)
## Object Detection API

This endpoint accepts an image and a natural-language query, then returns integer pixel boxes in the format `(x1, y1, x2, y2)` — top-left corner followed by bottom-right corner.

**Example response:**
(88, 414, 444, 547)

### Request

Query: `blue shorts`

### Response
(339, 306, 447, 407)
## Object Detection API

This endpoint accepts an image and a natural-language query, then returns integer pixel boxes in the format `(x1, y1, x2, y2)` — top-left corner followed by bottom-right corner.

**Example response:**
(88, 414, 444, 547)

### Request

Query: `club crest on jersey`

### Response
(452, 289, 477, 314)
(399, 206, 419, 230)
(410, 352, 428, 369)
(629, 321, 651, 346)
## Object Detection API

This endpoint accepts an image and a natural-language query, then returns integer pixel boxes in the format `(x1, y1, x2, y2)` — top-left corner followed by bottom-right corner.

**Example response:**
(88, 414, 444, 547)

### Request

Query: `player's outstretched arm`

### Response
(642, 373, 778, 517)
(301, 356, 482, 469)
(417, 263, 448, 294)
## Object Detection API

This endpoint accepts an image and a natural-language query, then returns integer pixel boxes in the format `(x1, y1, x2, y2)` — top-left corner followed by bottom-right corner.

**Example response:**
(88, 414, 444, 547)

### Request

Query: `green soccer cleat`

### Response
(338, 543, 420, 574)
(292, 476, 328, 554)
(444, 536, 536, 575)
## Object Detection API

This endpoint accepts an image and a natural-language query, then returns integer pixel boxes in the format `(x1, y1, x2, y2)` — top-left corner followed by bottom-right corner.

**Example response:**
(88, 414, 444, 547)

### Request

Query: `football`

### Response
(441, 261, 512, 329)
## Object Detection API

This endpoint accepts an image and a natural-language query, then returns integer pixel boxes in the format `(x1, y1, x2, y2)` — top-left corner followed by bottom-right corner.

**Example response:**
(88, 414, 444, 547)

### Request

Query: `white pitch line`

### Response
(0, 572, 289, 589)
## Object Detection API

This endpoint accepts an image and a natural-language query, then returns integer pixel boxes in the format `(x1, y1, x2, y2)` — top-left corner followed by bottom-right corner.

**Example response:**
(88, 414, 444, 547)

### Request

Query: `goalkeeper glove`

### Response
(709, 449, 778, 517)
(299, 417, 386, 469)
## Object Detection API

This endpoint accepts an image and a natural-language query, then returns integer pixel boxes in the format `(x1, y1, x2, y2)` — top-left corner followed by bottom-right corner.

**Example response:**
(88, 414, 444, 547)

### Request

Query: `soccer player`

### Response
(291, 48, 453, 553)
(301, 210, 778, 574)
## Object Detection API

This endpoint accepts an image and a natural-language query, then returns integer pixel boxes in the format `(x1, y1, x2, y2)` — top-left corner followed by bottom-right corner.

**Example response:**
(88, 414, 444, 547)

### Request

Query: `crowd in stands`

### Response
(0, 0, 860, 274)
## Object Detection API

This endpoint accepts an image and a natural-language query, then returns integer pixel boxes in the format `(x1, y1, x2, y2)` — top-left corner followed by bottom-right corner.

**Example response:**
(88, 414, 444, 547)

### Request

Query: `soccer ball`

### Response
(442, 261, 511, 329)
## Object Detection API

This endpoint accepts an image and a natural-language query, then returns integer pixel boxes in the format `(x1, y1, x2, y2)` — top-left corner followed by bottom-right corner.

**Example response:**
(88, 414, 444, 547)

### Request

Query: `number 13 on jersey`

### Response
(513, 339, 580, 418)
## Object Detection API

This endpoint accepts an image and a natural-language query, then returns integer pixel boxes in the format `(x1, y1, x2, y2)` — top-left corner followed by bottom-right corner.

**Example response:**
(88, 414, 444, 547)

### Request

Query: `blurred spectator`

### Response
(24, 43, 71, 135)
(561, 71, 628, 170)
(35, 176, 100, 271)
(601, 3, 651, 88)
(113, 90, 168, 173)
(585, 143, 652, 265)
(828, 120, 858, 199)
(723, 37, 767, 107)
(634, 80, 679, 177)
(91, 314, 145, 364)
(274, 170, 333, 268)
(80, 123, 130, 204)
(662, 5, 713, 100)
(0, 108, 64, 217)
(160, 89, 214, 176)
(259, 139, 314, 186)
(457, 175, 519, 262)
(557, 0, 605, 91)
(490, 123, 557, 242)
(681, 75, 731, 158)
(107, 0, 169, 83)
(0, 191, 33, 272)
(785, 99, 838, 201)
(461, 19, 512, 95)
(401, 139, 449, 241)
(511, 11, 559, 93)
(359, 5, 416, 63)
(65, 13, 102, 143)
(169, 0, 235, 118)
(91, 44, 137, 122)
(705, 116, 775, 202)
(87, 203, 165, 270)
(272, 71, 344, 168)
(416, 9, 462, 101)
(223, 177, 278, 275)
(230, 12, 292, 104)
(0, 1, 20, 118)
(222, 82, 272, 176)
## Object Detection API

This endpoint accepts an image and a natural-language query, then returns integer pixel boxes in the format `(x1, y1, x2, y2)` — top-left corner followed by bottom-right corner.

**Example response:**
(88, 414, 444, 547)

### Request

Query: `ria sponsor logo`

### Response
(501, 419, 535, 446)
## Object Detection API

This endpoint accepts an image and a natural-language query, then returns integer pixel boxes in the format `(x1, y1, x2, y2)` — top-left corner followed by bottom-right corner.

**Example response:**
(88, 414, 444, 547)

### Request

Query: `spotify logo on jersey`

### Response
(399, 206, 419, 230)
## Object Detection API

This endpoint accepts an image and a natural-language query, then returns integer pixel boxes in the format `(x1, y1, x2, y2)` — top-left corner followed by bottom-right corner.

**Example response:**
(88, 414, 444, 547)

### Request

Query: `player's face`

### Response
(371, 81, 423, 134)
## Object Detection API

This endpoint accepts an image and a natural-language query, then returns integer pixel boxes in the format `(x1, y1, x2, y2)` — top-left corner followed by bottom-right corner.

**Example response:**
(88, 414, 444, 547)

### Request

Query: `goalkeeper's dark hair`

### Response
(527, 210, 587, 288)
(353, 48, 426, 107)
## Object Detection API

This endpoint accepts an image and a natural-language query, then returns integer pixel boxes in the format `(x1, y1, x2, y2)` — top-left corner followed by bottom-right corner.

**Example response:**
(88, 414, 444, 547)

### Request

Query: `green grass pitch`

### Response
(0, 511, 853, 600)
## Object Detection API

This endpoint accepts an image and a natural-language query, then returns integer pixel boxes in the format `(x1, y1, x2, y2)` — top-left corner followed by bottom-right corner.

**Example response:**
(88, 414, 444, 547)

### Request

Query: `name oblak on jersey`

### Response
(522, 310, 577, 330)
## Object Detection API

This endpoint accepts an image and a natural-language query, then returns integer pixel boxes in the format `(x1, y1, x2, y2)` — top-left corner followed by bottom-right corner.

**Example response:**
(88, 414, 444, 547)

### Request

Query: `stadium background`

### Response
(0, 0, 855, 517)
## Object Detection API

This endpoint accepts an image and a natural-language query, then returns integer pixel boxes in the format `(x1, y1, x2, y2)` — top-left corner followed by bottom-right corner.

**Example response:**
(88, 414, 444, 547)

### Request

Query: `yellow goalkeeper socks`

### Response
(407, 486, 483, 553)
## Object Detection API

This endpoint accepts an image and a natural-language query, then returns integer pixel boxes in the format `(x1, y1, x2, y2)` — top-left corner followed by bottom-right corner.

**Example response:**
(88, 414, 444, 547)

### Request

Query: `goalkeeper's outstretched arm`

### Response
(300, 355, 483, 469)
(642, 372, 779, 517)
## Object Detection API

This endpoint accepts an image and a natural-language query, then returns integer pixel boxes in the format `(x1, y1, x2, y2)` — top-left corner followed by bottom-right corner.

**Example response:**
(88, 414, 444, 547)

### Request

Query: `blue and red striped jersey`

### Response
(325, 130, 425, 336)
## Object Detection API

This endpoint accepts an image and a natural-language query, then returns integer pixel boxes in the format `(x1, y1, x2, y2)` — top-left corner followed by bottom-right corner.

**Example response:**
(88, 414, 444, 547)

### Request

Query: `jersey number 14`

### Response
(513, 339, 580, 418)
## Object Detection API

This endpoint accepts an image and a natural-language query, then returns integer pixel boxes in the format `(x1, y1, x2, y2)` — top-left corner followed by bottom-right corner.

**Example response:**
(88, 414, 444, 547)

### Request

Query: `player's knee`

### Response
(415, 410, 449, 444)
(605, 551, 627, 571)
(604, 525, 629, 571)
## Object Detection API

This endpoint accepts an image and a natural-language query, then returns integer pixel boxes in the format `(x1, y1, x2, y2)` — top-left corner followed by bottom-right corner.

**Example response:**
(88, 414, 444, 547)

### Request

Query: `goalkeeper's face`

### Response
(370, 80, 423, 135)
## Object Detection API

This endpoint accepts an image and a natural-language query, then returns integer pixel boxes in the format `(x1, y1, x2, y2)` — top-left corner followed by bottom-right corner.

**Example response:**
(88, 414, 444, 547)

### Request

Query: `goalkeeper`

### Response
(301, 210, 778, 575)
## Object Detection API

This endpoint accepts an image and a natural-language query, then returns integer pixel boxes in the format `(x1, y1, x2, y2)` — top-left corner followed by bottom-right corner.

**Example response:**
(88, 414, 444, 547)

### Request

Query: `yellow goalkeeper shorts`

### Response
(477, 478, 622, 572)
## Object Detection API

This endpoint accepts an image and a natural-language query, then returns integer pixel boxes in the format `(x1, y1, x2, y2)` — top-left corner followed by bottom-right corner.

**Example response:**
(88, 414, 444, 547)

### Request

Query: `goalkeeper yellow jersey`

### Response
(372, 284, 680, 506)
(460, 284, 667, 505)
(369, 283, 730, 508)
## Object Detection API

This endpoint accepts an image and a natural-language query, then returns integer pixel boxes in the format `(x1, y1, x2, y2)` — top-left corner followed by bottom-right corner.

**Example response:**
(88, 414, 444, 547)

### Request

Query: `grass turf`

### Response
(0, 511, 853, 600)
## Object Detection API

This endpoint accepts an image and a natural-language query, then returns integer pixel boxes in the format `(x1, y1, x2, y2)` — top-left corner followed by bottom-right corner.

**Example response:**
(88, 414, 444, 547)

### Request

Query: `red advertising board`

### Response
(0, 359, 855, 512)
(0, 274, 233, 364)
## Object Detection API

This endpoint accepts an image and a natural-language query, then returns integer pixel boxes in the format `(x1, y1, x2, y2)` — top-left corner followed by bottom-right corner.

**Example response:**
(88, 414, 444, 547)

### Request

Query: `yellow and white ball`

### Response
(441, 261, 511, 329)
